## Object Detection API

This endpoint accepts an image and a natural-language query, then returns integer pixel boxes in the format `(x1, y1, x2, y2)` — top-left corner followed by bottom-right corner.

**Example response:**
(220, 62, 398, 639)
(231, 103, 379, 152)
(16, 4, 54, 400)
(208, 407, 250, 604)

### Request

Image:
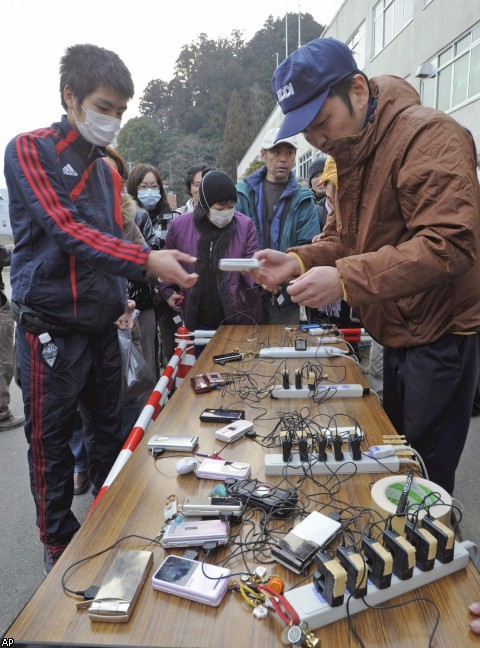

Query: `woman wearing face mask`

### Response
(157, 169, 265, 334)
(126, 164, 174, 249)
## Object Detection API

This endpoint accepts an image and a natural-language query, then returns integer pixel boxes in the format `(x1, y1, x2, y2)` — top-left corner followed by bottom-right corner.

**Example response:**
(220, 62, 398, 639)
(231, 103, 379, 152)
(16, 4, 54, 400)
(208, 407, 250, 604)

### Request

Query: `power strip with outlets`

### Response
(264, 452, 400, 475)
(271, 384, 369, 399)
(284, 540, 472, 630)
(258, 346, 349, 359)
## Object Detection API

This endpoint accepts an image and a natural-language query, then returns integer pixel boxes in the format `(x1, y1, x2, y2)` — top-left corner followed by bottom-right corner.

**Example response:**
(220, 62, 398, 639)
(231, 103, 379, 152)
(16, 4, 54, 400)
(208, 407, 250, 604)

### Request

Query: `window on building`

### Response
(373, 0, 414, 56)
(348, 21, 366, 70)
(420, 23, 480, 111)
(298, 151, 312, 181)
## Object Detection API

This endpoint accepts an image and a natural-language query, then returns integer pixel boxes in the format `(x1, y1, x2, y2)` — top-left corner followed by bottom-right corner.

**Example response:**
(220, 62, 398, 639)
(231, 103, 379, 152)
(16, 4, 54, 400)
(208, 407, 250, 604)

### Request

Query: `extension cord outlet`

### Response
(264, 452, 400, 475)
(284, 540, 471, 630)
(271, 384, 368, 399)
(258, 346, 349, 359)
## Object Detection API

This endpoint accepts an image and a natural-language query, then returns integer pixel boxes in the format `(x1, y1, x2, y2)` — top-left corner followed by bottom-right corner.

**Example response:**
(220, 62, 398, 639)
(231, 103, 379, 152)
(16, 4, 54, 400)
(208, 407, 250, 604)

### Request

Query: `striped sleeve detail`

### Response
(70, 255, 78, 317)
(16, 132, 148, 267)
(26, 332, 48, 543)
(55, 128, 78, 155)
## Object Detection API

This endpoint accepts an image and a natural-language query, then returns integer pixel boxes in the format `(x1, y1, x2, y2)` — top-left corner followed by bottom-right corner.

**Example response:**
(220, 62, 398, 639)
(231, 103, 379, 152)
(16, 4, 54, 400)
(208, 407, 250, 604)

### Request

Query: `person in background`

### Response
(127, 163, 180, 368)
(69, 147, 159, 497)
(0, 243, 24, 431)
(307, 156, 328, 231)
(254, 36, 480, 499)
(158, 170, 264, 335)
(106, 148, 158, 387)
(4, 44, 198, 572)
(311, 156, 336, 244)
(127, 163, 174, 249)
(236, 127, 318, 324)
(177, 165, 210, 214)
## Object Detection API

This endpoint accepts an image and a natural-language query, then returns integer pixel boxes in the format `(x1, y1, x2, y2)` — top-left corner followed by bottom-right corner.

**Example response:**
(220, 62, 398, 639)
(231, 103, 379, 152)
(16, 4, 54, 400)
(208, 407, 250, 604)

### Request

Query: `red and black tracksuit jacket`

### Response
(5, 114, 149, 329)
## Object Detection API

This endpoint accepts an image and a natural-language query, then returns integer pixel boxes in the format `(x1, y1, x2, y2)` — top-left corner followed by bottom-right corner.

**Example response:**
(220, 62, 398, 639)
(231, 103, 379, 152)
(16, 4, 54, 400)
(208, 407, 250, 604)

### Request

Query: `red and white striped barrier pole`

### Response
(175, 325, 196, 388)
(88, 338, 188, 514)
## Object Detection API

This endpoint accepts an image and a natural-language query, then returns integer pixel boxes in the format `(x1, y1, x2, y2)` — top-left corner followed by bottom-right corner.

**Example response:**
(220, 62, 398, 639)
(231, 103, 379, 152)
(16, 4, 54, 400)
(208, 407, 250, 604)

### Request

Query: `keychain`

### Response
(164, 495, 178, 522)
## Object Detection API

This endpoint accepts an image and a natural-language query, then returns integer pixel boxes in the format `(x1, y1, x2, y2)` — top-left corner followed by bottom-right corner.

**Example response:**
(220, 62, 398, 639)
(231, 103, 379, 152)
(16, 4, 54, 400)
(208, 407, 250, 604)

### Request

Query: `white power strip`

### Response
(264, 452, 400, 475)
(258, 346, 349, 358)
(284, 540, 471, 630)
(271, 384, 368, 399)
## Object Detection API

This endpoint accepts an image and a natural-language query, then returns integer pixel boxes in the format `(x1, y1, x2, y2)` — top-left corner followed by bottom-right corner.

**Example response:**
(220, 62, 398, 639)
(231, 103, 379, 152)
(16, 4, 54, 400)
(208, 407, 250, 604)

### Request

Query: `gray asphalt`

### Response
(1, 268, 479, 639)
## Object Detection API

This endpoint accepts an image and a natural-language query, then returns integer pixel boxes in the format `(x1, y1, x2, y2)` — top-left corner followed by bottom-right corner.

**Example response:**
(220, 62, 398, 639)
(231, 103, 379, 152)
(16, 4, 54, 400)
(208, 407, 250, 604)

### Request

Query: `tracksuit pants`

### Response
(16, 325, 123, 550)
(383, 333, 479, 495)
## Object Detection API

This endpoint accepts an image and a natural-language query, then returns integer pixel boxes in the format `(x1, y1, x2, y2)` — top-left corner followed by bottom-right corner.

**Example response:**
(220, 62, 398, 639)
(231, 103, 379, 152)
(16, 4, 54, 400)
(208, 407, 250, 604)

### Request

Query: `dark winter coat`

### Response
(157, 211, 264, 331)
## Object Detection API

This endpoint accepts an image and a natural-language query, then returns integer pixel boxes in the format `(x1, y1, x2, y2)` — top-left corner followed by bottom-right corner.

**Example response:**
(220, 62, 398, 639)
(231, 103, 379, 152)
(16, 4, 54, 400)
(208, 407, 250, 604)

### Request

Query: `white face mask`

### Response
(209, 207, 235, 228)
(137, 188, 161, 209)
(74, 106, 121, 147)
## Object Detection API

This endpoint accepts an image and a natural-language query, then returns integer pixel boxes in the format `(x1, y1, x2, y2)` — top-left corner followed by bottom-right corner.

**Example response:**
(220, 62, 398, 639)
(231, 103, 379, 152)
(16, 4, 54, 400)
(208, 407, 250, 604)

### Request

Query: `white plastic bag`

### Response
(118, 329, 156, 400)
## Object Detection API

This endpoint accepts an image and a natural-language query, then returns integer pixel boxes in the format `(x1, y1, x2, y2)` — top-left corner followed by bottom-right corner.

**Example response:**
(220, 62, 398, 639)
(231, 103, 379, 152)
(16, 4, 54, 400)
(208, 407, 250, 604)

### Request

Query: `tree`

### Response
(157, 131, 221, 206)
(116, 117, 164, 169)
(241, 158, 264, 179)
(245, 83, 274, 141)
(132, 12, 326, 195)
(219, 90, 248, 180)
(172, 32, 246, 139)
(136, 14, 324, 147)
(139, 79, 174, 130)
(242, 13, 325, 93)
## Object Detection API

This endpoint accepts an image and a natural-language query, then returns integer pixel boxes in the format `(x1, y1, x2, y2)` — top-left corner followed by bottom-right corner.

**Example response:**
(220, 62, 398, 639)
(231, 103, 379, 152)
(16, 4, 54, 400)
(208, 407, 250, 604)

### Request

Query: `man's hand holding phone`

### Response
(252, 249, 301, 292)
(287, 266, 343, 308)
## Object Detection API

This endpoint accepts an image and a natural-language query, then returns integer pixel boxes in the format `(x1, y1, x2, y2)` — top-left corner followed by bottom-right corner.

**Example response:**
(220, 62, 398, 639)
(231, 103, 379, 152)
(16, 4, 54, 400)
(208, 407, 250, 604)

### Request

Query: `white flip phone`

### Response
(151, 555, 231, 607)
(215, 419, 253, 442)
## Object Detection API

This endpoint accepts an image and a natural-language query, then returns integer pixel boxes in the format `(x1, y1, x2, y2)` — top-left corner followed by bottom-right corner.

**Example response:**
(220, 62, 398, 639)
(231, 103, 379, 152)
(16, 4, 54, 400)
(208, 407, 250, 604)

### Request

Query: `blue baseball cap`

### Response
(272, 38, 358, 140)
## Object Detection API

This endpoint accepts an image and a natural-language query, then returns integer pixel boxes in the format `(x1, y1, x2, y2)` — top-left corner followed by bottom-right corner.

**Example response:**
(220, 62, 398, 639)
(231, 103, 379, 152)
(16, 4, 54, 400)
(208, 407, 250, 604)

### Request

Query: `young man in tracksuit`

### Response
(4, 44, 198, 572)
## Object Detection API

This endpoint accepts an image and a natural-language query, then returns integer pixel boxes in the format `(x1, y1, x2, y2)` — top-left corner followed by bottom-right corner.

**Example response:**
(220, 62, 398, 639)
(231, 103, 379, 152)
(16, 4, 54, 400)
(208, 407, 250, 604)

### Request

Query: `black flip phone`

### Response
(199, 408, 246, 423)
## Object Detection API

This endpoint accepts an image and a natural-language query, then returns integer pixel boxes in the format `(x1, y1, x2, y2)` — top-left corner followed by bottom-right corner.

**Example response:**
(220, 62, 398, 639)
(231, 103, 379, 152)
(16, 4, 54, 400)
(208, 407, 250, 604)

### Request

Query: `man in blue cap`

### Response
(253, 37, 480, 497)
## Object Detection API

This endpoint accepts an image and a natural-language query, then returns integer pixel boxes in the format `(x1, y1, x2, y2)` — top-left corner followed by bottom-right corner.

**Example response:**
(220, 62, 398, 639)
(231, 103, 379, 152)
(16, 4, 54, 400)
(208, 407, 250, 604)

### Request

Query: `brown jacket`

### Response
(289, 76, 480, 348)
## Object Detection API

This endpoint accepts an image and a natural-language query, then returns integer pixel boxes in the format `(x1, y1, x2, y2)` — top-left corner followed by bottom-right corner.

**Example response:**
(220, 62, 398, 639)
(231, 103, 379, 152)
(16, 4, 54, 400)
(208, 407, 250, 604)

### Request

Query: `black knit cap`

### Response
(198, 170, 238, 211)
(308, 158, 327, 187)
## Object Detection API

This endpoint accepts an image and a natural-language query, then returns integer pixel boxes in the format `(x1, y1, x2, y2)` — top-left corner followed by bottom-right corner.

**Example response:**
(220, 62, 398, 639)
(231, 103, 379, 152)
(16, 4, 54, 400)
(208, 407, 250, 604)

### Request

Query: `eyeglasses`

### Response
(138, 184, 159, 190)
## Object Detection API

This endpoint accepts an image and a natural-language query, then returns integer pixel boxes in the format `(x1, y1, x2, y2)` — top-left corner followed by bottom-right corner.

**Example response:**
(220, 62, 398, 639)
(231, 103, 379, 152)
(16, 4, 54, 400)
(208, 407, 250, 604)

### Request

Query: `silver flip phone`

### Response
(182, 496, 244, 518)
(147, 435, 199, 452)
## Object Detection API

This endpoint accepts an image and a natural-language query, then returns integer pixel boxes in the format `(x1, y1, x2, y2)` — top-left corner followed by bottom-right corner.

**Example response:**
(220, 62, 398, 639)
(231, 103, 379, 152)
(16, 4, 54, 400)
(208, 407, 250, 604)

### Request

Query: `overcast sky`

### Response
(0, 0, 343, 183)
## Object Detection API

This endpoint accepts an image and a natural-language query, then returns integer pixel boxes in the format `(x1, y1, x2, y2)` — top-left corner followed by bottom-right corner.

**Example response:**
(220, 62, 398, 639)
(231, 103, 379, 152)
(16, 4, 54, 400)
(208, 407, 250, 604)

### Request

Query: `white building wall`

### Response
(0, 189, 12, 236)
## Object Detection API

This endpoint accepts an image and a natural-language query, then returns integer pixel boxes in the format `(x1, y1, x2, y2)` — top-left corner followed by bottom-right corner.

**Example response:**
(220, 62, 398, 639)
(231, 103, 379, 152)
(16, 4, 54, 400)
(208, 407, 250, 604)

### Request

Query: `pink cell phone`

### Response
(151, 555, 231, 606)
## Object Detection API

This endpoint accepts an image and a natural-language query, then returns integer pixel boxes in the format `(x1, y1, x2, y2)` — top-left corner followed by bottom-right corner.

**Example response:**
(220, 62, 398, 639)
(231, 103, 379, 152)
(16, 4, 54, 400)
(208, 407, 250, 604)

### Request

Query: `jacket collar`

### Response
(330, 75, 421, 171)
(246, 165, 299, 196)
(57, 114, 106, 160)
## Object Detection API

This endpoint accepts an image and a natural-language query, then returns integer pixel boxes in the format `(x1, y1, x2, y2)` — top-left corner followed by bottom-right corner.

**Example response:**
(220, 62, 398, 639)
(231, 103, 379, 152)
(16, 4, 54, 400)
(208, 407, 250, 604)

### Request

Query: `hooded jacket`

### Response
(177, 198, 195, 214)
(236, 166, 319, 251)
(157, 211, 264, 330)
(289, 76, 480, 348)
(5, 115, 149, 333)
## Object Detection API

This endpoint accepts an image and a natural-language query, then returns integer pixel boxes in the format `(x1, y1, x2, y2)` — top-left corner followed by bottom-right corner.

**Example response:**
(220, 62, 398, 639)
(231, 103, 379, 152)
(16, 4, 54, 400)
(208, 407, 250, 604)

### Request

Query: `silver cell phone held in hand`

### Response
(219, 258, 260, 271)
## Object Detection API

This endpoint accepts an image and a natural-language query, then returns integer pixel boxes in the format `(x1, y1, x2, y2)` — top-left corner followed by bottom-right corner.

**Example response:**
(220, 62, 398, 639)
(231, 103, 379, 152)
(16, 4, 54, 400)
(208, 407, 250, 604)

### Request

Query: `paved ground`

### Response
(1, 265, 479, 638)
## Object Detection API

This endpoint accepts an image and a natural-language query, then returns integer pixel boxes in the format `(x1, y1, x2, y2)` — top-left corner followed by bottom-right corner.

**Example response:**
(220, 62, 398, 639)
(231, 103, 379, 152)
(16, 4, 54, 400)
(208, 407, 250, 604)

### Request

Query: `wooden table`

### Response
(7, 325, 480, 647)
